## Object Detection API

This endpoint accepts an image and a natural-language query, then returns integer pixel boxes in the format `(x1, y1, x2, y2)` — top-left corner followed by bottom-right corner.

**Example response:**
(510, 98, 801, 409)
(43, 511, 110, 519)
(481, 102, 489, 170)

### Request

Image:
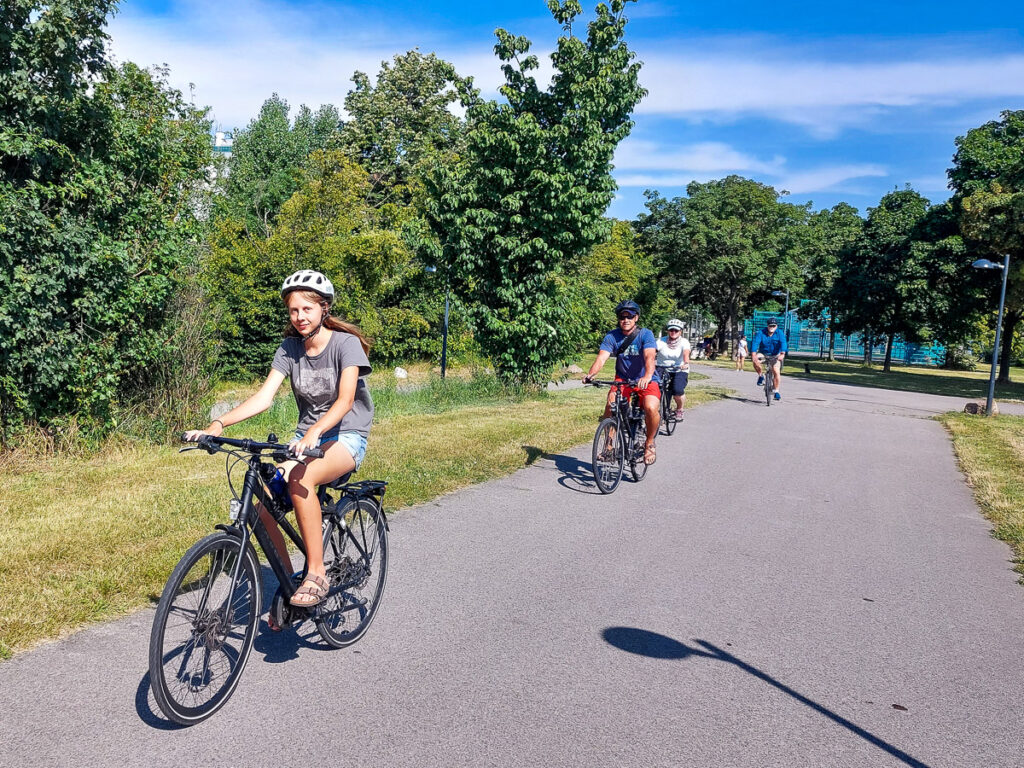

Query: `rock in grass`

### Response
(394, 367, 408, 379)
(964, 400, 1000, 416)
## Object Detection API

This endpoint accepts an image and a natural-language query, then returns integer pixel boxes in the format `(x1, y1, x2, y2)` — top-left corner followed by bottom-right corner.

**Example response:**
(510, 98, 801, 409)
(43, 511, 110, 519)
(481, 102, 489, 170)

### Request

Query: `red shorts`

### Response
(614, 379, 661, 401)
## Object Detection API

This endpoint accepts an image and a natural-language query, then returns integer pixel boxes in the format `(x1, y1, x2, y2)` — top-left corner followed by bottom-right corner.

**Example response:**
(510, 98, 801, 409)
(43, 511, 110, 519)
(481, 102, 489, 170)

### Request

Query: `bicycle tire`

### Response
(662, 391, 677, 436)
(149, 532, 261, 726)
(765, 375, 772, 406)
(592, 417, 624, 494)
(630, 419, 649, 482)
(316, 497, 389, 648)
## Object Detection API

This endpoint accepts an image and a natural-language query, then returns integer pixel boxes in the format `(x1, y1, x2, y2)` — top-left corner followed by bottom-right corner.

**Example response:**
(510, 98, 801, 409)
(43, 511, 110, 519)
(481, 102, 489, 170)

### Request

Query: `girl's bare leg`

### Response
(286, 440, 356, 579)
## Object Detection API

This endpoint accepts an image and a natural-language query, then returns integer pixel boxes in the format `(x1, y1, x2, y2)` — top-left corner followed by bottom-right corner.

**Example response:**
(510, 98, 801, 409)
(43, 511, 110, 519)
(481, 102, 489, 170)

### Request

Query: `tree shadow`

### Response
(601, 627, 932, 768)
(522, 446, 603, 494)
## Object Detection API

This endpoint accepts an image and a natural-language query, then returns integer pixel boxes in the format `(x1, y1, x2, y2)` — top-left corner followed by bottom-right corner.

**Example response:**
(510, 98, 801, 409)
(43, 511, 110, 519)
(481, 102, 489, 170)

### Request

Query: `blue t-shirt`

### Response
(599, 327, 660, 383)
(751, 328, 788, 356)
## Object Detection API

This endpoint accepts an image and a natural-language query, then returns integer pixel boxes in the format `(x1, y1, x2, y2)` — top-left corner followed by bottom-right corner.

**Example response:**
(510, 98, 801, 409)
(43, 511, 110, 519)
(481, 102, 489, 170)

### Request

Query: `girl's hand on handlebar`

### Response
(183, 421, 223, 443)
(582, 374, 594, 384)
(288, 434, 320, 460)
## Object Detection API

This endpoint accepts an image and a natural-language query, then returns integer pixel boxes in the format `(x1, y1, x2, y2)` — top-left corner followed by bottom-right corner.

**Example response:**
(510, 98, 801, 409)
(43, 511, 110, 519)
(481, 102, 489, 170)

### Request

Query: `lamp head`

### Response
(972, 259, 1003, 270)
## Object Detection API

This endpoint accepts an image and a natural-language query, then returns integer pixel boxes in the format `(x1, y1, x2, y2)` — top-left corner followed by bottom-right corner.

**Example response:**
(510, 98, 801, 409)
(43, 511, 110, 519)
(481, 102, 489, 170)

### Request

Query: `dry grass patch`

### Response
(941, 413, 1024, 579)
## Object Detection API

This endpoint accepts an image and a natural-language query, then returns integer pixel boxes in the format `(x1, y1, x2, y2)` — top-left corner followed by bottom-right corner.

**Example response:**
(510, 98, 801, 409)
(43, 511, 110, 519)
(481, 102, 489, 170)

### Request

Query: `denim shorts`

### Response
(293, 430, 367, 470)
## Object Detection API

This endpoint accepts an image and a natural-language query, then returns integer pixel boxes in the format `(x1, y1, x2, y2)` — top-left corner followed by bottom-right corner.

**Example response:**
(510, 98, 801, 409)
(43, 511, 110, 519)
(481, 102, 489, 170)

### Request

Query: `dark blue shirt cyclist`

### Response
(751, 318, 787, 401)
(583, 300, 661, 465)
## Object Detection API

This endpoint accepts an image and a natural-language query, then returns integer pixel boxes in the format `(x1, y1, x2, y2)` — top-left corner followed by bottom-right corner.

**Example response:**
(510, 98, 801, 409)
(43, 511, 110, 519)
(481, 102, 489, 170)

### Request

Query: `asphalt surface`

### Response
(2, 367, 1023, 767)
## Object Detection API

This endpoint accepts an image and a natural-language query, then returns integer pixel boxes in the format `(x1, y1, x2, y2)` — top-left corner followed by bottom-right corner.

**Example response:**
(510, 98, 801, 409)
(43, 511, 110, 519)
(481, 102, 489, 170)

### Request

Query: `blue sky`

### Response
(108, 0, 1024, 219)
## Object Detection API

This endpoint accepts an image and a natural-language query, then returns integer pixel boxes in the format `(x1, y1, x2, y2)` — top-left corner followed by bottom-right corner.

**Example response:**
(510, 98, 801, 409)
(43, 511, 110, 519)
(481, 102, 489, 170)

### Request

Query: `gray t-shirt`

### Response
(271, 331, 374, 438)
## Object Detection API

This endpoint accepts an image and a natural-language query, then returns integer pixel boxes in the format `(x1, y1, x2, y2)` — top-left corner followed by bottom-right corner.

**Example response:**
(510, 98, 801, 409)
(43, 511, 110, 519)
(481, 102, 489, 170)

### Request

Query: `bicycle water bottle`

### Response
(269, 468, 292, 509)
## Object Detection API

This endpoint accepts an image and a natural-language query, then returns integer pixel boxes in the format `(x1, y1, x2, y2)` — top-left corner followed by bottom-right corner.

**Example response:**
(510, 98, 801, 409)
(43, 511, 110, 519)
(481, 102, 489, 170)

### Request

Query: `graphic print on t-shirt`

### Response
(296, 366, 336, 402)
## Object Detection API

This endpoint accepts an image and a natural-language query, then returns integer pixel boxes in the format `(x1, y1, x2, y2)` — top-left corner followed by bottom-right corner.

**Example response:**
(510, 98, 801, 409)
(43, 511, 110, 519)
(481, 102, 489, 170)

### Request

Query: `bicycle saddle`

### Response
(321, 471, 353, 490)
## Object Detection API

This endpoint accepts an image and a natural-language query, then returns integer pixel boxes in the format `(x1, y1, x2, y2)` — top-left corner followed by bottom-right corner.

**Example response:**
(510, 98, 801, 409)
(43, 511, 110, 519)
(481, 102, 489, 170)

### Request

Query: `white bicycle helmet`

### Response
(280, 270, 335, 305)
(666, 318, 685, 330)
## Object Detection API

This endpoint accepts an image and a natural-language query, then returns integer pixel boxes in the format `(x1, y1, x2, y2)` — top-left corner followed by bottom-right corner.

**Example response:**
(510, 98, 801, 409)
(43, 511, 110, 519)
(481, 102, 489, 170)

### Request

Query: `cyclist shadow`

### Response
(601, 627, 932, 768)
(722, 392, 769, 406)
(522, 445, 602, 494)
(252, 565, 333, 664)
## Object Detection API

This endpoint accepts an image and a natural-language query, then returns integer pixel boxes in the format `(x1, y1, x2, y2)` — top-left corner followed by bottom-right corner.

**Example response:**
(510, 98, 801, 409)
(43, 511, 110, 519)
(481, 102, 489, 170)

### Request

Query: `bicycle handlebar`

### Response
(586, 379, 640, 388)
(180, 433, 325, 460)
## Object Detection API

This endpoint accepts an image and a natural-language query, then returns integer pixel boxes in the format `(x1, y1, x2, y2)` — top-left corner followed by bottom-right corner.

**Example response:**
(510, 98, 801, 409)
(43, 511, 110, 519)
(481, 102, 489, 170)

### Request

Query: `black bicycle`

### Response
(757, 354, 780, 406)
(658, 367, 679, 436)
(148, 434, 389, 726)
(588, 379, 650, 494)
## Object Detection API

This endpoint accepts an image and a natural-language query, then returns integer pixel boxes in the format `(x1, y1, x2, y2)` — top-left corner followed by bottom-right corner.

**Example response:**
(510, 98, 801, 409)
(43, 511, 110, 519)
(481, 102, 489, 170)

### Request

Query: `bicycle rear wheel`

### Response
(630, 419, 649, 482)
(592, 417, 624, 494)
(149, 532, 261, 726)
(316, 497, 389, 648)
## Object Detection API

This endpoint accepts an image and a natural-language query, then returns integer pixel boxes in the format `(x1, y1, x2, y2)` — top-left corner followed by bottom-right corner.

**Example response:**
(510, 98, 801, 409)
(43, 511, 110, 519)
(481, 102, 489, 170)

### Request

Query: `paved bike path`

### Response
(1, 369, 1022, 767)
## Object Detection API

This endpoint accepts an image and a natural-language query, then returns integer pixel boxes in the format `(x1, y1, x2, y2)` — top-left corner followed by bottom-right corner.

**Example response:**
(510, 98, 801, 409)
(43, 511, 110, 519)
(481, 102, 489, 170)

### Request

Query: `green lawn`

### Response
(941, 413, 1024, 579)
(0, 362, 727, 659)
(695, 356, 1024, 401)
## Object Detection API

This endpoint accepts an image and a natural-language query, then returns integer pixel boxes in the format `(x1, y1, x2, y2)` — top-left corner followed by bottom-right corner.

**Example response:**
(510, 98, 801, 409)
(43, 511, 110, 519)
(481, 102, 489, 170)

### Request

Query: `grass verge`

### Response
(696, 356, 1024, 401)
(940, 413, 1024, 580)
(0, 369, 727, 658)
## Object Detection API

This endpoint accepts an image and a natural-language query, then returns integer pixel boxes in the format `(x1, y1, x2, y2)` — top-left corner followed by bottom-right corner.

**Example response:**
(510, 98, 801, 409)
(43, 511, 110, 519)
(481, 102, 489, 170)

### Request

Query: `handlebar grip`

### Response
(302, 447, 325, 459)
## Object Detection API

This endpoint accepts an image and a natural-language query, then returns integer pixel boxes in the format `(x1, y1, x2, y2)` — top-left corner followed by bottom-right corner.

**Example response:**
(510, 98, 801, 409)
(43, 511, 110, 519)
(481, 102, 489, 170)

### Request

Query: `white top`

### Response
(656, 337, 690, 371)
(737, 338, 748, 355)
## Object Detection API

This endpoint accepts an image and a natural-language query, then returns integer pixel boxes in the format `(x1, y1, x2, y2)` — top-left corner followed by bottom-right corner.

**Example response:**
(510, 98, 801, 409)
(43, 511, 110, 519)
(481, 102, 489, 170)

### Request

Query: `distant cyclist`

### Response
(656, 318, 690, 420)
(750, 317, 787, 401)
(583, 299, 661, 465)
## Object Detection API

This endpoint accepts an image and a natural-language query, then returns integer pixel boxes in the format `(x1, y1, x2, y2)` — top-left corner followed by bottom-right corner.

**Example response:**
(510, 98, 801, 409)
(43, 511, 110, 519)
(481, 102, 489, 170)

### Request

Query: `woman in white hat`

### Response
(656, 318, 691, 420)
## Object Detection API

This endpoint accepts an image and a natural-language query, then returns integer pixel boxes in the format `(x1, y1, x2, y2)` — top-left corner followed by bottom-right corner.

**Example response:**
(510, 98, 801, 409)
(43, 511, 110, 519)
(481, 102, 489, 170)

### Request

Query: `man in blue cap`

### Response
(750, 317, 787, 400)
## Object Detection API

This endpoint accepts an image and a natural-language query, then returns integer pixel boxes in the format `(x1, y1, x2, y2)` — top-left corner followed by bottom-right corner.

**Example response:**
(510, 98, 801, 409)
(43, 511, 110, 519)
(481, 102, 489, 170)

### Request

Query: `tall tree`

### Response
(1, 36, 213, 438)
(423, 0, 644, 386)
(635, 176, 810, 351)
(802, 203, 863, 360)
(948, 109, 1024, 382)
(220, 95, 340, 237)
(340, 50, 470, 205)
(829, 189, 937, 371)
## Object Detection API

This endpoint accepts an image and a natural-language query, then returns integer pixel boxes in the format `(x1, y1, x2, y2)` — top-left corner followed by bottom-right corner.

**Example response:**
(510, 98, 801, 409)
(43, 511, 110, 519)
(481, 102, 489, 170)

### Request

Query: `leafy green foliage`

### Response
(635, 176, 810, 347)
(949, 110, 1024, 380)
(340, 50, 471, 205)
(0, 2, 214, 442)
(205, 151, 434, 376)
(423, 0, 644, 386)
(219, 94, 340, 237)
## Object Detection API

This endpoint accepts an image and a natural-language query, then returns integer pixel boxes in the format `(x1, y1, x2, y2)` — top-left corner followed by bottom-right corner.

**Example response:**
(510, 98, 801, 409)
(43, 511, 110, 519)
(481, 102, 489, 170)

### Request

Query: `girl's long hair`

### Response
(283, 290, 372, 355)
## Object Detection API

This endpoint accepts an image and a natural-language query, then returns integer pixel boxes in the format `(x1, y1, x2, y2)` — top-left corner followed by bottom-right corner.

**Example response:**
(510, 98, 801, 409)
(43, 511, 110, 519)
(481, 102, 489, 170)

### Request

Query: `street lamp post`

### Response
(972, 255, 1010, 417)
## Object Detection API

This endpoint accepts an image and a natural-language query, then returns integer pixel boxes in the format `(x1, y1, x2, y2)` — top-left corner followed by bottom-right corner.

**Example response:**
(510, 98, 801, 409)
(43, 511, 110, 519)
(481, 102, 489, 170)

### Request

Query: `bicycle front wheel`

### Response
(316, 497, 389, 648)
(592, 417, 625, 494)
(765, 377, 772, 406)
(149, 532, 262, 726)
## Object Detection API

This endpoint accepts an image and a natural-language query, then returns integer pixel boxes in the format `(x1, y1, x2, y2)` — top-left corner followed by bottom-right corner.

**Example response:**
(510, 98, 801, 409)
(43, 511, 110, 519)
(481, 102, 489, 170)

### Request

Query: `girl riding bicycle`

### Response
(185, 269, 373, 610)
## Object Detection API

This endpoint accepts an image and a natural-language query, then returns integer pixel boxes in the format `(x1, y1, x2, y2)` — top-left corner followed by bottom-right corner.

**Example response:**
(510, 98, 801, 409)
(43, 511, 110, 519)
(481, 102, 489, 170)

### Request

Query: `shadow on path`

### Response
(522, 446, 602, 494)
(601, 627, 931, 768)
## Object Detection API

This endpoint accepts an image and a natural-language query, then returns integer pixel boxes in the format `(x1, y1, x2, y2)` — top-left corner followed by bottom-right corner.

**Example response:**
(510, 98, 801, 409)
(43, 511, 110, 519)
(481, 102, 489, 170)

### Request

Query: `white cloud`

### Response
(635, 44, 1024, 135)
(106, 0, 511, 130)
(774, 164, 888, 194)
(614, 139, 784, 174)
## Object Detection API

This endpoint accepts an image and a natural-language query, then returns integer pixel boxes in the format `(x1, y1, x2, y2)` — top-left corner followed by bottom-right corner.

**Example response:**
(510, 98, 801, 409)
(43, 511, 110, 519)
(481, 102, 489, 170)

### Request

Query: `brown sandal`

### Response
(290, 573, 329, 607)
(644, 443, 657, 465)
